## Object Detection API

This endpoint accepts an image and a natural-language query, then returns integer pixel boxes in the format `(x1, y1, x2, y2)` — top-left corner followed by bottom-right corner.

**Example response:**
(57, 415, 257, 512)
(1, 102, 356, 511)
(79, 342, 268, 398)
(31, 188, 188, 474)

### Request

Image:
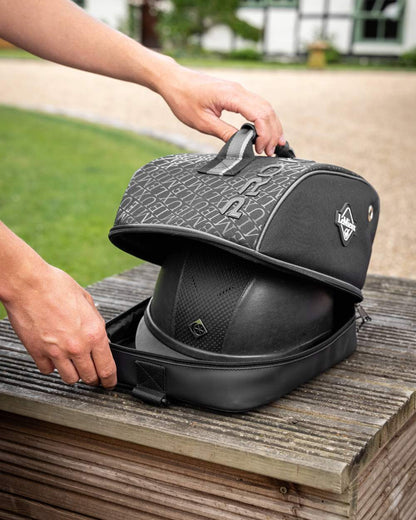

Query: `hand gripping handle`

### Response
(198, 123, 295, 177)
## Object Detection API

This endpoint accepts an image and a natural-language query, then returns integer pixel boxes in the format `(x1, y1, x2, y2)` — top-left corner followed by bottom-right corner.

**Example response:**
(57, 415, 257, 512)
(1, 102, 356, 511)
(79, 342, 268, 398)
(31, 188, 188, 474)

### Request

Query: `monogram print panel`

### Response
(114, 154, 314, 249)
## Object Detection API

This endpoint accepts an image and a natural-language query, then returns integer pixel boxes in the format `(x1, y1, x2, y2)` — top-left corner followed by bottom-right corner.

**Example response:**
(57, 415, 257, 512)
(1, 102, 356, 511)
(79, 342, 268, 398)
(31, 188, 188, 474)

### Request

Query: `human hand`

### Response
(4, 261, 116, 389)
(157, 65, 285, 156)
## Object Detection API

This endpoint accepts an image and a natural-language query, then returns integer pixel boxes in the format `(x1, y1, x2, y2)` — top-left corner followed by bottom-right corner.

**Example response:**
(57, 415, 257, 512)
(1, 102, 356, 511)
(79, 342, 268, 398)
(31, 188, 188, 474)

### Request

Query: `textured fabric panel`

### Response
(114, 154, 312, 249)
(173, 246, 252, 353)
(259, 174, 380, 289)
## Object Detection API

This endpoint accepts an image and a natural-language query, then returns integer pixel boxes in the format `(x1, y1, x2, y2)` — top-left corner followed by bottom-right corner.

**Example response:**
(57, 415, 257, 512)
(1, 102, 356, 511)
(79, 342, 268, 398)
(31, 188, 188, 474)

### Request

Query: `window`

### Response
(354, 0, 405, 42)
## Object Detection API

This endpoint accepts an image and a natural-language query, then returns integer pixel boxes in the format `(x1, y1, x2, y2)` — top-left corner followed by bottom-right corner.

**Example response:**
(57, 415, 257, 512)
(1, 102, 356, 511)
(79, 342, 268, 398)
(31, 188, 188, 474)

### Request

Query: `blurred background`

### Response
(71, 0, 416, 65)
(0, 0, 415, 320)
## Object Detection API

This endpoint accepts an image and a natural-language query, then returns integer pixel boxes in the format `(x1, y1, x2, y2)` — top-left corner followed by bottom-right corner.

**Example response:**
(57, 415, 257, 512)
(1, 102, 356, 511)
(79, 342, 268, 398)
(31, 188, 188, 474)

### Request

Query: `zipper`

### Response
(356, 304, 372, 332)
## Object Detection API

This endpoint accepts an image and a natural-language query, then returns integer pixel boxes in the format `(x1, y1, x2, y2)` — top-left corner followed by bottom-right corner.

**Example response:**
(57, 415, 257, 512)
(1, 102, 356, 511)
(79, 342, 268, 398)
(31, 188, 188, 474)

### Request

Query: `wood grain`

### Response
(0, 266, 415, 496)
(354, 414, 416, 520)
(0, 412, 353, 520)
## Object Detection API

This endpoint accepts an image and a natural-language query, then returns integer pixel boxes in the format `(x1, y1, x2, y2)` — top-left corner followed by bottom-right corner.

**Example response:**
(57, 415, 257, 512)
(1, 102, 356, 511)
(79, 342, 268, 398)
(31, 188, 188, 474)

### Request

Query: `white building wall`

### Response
(326, 18, 352, 53)
(201, 25, 234, 53)
(203, 7, 298, 56)
(326, 0, 354, 52)
(264, 8, 298, 55)
(84, 0, 128, 30)
(237, 7, 265, 29)
(328, 0, 354, 15)
(352, 40, 404, 55)
(300, 0, 325, 15)
(298, 18, 324, 50)
(403, 0, 416, 51)
(234, 7, 263, 51)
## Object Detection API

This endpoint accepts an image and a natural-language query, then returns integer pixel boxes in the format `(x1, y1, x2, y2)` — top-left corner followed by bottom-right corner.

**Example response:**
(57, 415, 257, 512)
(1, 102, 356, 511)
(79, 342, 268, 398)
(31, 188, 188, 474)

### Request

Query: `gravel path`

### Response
(1, 60, 415, 279)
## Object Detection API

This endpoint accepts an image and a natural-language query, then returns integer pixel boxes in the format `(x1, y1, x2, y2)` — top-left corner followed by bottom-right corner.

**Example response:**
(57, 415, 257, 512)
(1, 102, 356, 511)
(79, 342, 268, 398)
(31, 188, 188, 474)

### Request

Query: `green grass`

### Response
(0, 105, 183, 318)
(0, 48, 40, 60)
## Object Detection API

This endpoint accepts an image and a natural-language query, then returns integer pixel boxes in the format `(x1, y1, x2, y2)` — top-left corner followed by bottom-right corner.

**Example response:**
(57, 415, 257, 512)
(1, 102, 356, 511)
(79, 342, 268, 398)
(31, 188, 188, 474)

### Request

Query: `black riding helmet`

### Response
(136, 242, 335, 362)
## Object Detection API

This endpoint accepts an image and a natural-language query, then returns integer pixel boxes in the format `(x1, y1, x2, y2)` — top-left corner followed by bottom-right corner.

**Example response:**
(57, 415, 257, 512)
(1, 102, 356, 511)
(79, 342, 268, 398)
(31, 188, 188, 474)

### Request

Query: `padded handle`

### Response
(198, 123, 295, 176)
(198, 123, 256, 176)
(221, 122, 257, 159)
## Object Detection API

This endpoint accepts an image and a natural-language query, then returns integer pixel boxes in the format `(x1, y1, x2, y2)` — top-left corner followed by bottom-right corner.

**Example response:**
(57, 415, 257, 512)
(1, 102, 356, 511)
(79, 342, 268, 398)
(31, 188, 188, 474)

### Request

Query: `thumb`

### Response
(204, 115, 237, 142)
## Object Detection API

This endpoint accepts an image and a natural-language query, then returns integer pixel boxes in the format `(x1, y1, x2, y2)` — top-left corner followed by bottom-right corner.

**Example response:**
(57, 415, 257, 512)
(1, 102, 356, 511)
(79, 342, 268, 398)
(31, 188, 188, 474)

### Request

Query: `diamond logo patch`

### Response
(335, 203, 357, 246)
(189, 319, 208, 338)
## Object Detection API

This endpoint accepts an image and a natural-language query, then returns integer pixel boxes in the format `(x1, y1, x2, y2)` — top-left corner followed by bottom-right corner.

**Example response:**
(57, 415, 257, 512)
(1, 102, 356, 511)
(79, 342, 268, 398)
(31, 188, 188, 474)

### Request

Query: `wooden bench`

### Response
(1, 264, 415, 519)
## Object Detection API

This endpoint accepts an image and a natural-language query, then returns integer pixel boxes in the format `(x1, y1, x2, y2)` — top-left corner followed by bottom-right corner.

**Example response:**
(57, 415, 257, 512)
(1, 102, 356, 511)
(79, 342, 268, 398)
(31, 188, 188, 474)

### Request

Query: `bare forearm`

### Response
(0, 0, 284, 154)
(0, 221, 48, 304)
(0, 0, 177, 92)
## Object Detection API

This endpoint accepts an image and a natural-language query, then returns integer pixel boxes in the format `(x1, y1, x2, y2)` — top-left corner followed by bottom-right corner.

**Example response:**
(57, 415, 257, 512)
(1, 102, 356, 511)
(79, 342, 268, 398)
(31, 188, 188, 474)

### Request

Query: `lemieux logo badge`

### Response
(189, 319, 208, 338)
(335, 203, 357, 246)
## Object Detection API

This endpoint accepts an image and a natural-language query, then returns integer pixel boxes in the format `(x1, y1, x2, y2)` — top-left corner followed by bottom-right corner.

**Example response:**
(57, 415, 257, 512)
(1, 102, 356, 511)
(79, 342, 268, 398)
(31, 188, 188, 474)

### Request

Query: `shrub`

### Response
(399, 47, 416, 68)
(228, 48, 262, 61)
(325, 43, 341, 64)
(157, 0, 261, 50)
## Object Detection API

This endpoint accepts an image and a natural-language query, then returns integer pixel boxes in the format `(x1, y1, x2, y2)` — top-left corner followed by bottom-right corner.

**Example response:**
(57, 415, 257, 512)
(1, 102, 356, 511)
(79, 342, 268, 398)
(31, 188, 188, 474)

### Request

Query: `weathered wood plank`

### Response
(0, 413, 351, 515)
(0, 393, 347, 493)
(0, 412, 353, 520)
(354, 415, 416, 520)
(0, 265, 415, 496)
(0, 492, 93, 520)
(0, 509, 32, 520)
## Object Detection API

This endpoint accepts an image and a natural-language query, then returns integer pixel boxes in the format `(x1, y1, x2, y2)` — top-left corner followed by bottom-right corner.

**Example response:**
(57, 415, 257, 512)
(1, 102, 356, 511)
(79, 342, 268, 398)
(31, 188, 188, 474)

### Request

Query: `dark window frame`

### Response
(353, 0, 405, 43)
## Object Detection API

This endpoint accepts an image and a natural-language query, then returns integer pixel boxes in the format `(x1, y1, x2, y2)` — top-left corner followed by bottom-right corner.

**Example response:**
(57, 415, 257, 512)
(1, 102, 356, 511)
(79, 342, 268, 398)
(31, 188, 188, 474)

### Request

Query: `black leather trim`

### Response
(107, 300, 357, 412)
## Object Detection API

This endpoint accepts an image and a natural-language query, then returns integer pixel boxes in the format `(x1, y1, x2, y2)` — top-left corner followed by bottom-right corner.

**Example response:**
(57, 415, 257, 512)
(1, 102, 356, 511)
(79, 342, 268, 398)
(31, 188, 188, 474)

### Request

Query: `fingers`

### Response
(53, 357, 80, 385)
(48, 336, 116, 389)
(202, 114, 238, 142)
(252, 116, 279, 156)
(84, 295, 117, 388)
(45, 339, 116, 389)
(41, 299, 115, 388)
(68, 314, 116, 389)
(91, 340, 117, 389)
(34, 355, 54, 375)
(71, 352, 99, 386)
(239, 97, 284, 156)
(213, 82, 285, 156)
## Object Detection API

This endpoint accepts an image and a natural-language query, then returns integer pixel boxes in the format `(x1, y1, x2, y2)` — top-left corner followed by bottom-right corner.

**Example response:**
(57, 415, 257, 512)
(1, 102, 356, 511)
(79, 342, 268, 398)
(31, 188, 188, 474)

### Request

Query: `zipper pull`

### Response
(356, 305, 372, 331)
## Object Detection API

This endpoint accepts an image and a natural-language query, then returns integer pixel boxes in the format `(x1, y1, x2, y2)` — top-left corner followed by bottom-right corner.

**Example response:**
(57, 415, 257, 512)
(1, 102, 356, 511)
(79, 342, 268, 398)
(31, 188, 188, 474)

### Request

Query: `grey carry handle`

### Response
(198, 123, 257, 176)
(198, 123, 295, 177)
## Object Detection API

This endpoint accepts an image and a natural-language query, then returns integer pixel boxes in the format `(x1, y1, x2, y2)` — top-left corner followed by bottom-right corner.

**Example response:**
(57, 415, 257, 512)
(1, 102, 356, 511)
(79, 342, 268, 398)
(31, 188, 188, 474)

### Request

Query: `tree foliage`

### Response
(158, 0, 261, 49)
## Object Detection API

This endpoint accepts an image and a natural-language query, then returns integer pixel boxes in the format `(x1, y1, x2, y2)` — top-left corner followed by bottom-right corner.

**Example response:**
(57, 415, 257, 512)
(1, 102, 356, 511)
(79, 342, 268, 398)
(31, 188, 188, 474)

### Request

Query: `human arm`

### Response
(0, 0, 284, 155)
(0, 221, 117, 388)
